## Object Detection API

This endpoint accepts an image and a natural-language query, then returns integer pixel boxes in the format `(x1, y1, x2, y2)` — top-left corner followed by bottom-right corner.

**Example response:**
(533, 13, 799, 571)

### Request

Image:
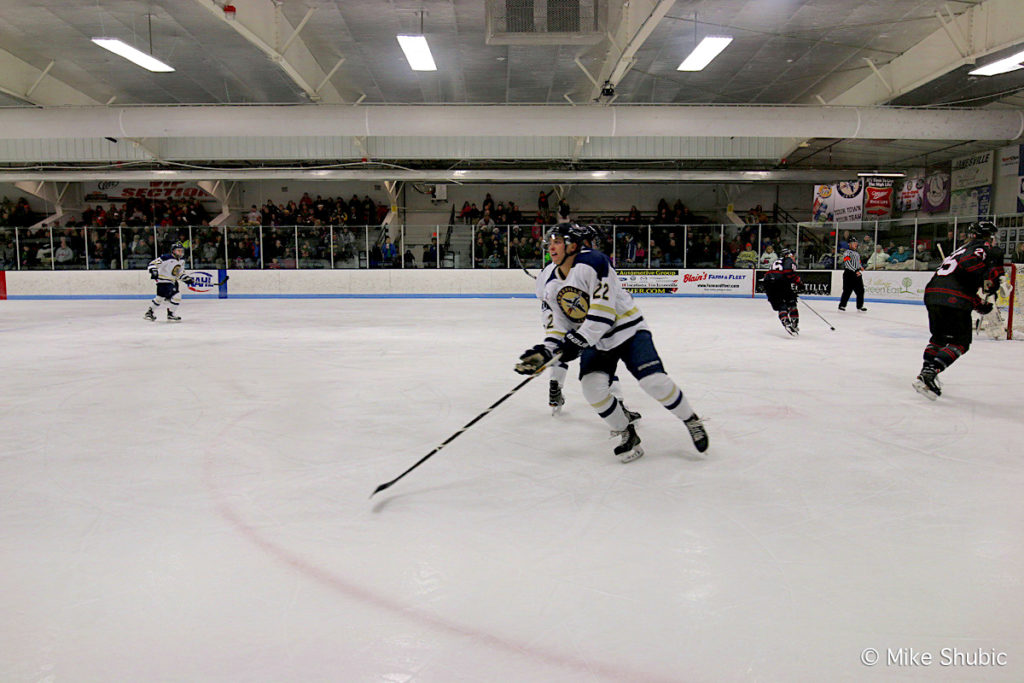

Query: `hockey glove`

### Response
(149, 269, 159, 280)
(182, 275, 195, 286)
(976, 301, 994, 315)
(558, 330, 589, 363)
(515, 344, 553, 375)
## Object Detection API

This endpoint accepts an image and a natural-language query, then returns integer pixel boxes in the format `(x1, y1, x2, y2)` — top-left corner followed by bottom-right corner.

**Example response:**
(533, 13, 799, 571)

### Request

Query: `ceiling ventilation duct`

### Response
(486, 0, 606, 45)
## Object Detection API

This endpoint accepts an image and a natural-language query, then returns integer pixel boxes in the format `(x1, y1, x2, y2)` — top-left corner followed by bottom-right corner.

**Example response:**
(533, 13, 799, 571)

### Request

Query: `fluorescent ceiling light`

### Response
(397, 35, 436, 71)
(969, 49, 1024, 76)
(857, 172, 906, 177)
(677, 36, 733, 72)
(92, 38, 174, 72)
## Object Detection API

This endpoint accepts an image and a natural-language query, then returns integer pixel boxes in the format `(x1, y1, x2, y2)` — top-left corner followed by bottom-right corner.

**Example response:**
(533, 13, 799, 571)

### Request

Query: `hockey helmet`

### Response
(170, 241, 186, 258)
(780, 247, 794, 258)
(967, 221, 998, 241)
(548, 222, 591, 248)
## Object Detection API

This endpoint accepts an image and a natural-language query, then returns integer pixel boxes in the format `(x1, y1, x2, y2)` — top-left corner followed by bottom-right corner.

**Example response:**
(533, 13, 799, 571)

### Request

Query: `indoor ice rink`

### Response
(4, 1, 1024, 681)
(2, 296, 1023, 681)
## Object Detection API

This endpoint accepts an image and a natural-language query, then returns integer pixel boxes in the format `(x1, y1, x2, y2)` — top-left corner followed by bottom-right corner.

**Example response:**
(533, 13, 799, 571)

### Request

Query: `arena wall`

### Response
(0, 269, 936, 303)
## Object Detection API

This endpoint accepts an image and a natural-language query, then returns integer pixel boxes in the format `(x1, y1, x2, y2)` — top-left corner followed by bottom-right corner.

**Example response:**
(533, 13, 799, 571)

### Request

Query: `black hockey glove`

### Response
(515, 344, 553, 375)
(976, 301, 994, 315)
(558, 330, 589, 363)
(149, 269, 159, 280)
(182, 275, 195, 286)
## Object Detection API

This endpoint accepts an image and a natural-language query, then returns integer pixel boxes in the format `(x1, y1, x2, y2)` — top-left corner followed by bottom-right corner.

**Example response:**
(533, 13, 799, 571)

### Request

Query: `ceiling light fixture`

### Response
(969, 49, 1024, 76)
(677, 36, 733, 72)
(397, 35, 436, 71)
(857, 172, 906, 178)
(91, 38, 174, 72)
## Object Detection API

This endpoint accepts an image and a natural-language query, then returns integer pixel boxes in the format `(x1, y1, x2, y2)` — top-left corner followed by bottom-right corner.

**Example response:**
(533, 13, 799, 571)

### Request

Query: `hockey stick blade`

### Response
(799, 298, 835, 330)
(370, 353, 561, 498)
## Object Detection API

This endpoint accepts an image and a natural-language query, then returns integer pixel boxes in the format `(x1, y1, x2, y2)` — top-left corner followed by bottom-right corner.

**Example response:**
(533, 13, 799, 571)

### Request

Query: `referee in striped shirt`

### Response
(838, 235, 867, 311)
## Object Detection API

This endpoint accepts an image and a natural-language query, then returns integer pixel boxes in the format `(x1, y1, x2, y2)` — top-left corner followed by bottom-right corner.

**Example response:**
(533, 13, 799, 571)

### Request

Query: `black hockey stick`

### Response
(371, 354, 561, 498)
(513, 250, 536, 280)
(799, 298, 835, 331)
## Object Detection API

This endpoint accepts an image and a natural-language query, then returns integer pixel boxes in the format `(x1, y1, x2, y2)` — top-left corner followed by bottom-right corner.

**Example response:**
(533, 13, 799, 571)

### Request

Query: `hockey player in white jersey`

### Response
(536, 224, 640, 422)
(515, 222, 708, 462)
(144, 242, 195, 322)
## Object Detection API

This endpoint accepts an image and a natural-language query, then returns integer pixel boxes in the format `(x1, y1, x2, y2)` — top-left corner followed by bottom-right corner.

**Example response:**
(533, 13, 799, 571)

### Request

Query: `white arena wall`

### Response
(0, 269, 937, 303)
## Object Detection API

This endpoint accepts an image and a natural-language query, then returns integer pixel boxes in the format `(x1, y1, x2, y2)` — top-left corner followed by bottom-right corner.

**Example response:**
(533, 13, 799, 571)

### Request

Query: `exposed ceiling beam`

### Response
(820, 0, 1024, 106)
(0, 48, 100, 106)
(587, 0, 676, 102)
(191, 0, 345, 103)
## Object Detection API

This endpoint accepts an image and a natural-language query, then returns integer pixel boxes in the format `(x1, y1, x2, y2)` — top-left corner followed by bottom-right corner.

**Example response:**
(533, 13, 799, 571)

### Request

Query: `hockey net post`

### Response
(978, 264, 1023, 340)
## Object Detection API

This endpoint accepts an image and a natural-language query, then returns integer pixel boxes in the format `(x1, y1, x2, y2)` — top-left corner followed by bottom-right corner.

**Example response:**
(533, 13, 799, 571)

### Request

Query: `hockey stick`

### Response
(799, 298, 835, 331)
(513, 250, 536, 280)
(370, 354, 562, 498)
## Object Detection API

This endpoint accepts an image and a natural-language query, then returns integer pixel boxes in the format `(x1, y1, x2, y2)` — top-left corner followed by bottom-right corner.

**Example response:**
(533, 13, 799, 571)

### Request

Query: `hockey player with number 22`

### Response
(144, 242, 195, 322)
(515, 222, 708, 463)
(913, 221, 1004, 400)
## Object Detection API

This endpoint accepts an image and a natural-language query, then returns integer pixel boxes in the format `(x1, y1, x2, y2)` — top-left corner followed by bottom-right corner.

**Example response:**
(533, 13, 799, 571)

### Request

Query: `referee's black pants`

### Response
(839, 270, 864, 309)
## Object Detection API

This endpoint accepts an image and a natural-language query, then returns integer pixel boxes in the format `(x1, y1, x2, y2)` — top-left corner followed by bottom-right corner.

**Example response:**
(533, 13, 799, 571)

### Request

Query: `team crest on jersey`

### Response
(557, 286, 590, 322)
(172, 264, 183, 277)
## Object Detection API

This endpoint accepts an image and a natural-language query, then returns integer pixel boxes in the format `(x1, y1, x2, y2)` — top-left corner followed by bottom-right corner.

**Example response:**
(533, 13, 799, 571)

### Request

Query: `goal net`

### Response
(977, 264, 1023, 340)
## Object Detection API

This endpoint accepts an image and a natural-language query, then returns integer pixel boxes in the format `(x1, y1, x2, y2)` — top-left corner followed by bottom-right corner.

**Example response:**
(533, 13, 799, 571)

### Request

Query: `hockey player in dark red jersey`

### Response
(762, 248, 802, 335)
(914, 221, 1005, 399)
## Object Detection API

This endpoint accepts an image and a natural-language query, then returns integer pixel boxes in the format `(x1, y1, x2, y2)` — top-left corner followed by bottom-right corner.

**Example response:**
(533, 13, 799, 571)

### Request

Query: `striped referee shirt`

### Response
(842, 248, 863, 272)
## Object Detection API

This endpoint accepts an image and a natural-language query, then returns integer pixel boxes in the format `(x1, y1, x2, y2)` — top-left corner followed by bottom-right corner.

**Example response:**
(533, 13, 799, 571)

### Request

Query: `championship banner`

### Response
(999, 144, 1021, 176)
(83, 181, 216, 203)
(922, 165, 951, 213)
(950, 150, 993, 191)
(812, 184, 835, 223)
(754, 270, 832, 296)
(895, 175, 925, 213)
(832, 180, 863, 222)
(863, 177, 894, 218)
(950, 185, 991, 220)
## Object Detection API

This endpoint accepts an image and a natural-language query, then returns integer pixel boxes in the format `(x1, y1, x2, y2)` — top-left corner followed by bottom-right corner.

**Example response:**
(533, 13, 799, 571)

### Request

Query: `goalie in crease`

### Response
(515, 222, 708, 463)
(144, 242, 196, 322)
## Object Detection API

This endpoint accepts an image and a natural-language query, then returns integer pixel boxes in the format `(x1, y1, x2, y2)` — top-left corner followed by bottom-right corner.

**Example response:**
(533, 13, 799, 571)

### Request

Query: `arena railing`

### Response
(1, 215, 1018, 272)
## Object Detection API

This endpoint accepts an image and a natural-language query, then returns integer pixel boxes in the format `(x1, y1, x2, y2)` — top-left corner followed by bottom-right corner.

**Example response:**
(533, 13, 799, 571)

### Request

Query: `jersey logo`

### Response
(172, 264, 183, 277)
(557, 286, 590, 323)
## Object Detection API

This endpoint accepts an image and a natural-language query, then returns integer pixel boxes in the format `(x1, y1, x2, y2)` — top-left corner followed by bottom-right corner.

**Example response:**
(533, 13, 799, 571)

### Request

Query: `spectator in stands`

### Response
(557, 198, 570, 222)
(1013, 242, 1024, 264)
(626, 205, 642, 225)
(736, 242, 758, 268)
(858, 234, 874, 260)
(915, 243, 932, 267)
(54, 237, 74, 267)
(422, 237, 439, 267)
(866, 244, 890, 270)
(538, 190, 549, 214)
(888, 245, 912, 269)
(937, 229, 956, 258)
(380, 236, 398, 267)
(758, 243, 778, 268)
(246, 205, 262, 224)
(475, 209, 496, 232)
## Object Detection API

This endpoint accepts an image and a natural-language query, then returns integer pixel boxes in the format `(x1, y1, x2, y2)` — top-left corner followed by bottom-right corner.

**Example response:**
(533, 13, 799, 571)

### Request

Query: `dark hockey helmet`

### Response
(780, 247, 794, 258)
(967, 221, 998, 241)
(548, 222, 591, 248)
(170, 241, 185, 258)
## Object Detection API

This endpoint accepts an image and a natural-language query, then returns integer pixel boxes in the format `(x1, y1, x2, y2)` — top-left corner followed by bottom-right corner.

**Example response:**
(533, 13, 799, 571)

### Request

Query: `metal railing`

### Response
(2, 215, 1021, 272)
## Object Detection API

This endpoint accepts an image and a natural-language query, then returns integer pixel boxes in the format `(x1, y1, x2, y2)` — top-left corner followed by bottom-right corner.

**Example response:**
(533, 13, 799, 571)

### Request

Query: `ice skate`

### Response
(622, 403, 641, 424)
(611, 424, 643, 463)
(684, 414, 709, 453)
(143, 308, 156, 321)
(166, 310, 182, 322)
(548, 380, 565, 415)
(782, 319, 798, 336)
(913, 365, 941, 400)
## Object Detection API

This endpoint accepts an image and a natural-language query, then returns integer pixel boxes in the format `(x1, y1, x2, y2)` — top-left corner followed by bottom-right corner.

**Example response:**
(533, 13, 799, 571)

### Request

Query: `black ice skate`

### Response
(548, 380, 565, 415)
(612, 424, 644, 463)
(684, 414, 709, 453)
(912, 365, 941, 400)
(166, 310, 182, 322)
(144, 308, 156, 321)
(782, 319, 798, 336)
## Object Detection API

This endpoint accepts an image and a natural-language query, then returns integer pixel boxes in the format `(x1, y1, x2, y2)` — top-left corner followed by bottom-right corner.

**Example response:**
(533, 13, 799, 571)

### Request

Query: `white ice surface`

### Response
(2, 297, 1022, 682)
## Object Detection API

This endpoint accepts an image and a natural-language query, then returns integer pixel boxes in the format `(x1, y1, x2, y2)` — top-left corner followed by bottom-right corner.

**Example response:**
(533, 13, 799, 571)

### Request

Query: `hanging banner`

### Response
(950, 185, 991, 220)
(999, 144, 1021, 176)
(832, 179, 863, 222)
(922, 164, 951, 213)
(863, 177, 894, 218)
(812, 184, 835, 223)
(82, 181, 216, 203)
(950, 150, 993, 191)
(895, 175, 925, 213)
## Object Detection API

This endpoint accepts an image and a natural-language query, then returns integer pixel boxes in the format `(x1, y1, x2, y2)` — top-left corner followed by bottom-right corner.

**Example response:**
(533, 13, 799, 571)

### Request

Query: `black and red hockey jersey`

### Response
(923, 239, 1003, 310)
(763, 256, 802, 287)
